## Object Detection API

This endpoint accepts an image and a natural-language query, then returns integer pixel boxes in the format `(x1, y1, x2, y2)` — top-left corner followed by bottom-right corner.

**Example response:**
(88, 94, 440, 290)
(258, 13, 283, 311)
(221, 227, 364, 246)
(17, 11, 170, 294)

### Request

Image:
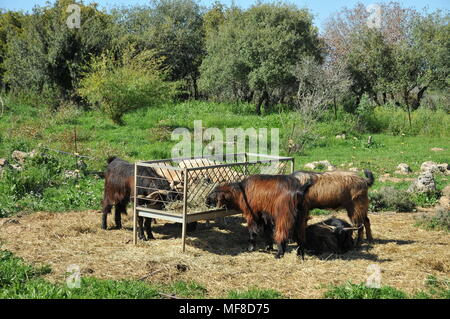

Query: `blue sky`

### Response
(1, 0, 449, 31)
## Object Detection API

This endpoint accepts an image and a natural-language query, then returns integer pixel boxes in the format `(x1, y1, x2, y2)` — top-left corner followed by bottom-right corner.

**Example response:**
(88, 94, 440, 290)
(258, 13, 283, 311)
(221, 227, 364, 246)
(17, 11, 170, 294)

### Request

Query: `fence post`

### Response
(290, 157, 295, 174)
(133, 162, 138, 245)
(181, 168, 188, 252)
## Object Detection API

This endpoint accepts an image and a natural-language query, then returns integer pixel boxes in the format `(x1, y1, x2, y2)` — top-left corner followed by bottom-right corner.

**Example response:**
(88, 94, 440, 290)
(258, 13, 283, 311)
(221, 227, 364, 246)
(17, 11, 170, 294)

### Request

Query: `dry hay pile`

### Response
(1, 210, 449, 298)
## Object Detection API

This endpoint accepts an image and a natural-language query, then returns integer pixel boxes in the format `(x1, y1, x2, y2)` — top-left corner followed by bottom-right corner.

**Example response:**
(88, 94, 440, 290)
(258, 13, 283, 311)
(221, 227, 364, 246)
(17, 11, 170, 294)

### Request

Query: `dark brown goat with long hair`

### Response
(206, 175, 312, 259)
(292, 169, 374, 245)
(101, 157, 180, 241)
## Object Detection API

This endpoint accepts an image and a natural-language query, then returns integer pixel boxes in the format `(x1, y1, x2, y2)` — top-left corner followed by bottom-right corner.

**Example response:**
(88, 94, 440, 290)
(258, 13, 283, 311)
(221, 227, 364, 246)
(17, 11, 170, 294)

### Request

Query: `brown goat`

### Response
(292, 169, 374, 245)
(101, 157, 182, 240)
(206, 175, 312, 259)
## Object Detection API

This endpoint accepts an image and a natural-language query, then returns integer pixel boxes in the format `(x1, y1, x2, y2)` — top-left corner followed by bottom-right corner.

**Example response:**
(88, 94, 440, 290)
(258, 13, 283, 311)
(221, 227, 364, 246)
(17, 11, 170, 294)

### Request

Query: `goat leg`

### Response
(247, 224, 258, 252)
(101, 204, 112, 230)
(144, 218, 155, 240)
(137, 216, 147, 241)
(263, 222, 274, 251)
(275, 241, 287, 259)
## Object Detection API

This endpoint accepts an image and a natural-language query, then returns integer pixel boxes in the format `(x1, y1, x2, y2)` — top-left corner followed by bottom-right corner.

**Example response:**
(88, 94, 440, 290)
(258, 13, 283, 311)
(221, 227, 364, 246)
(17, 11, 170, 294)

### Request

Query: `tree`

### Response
(78, 47, 178, 125)
(0, 10, 25, 90)
(199, 3, 324, 114)
(324, 2, 449, 114)
(3, 0, 112, 104)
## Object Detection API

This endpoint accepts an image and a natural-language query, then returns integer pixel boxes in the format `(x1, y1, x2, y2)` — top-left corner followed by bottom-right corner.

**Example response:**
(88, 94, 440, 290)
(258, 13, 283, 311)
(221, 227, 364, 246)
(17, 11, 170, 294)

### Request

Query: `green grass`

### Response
(323, 278, 450, 299)
(0, 249, 209, 299)
(0, 98, 449, 217)
(415, 208, 450, 232)
(227, 287, 283, 299)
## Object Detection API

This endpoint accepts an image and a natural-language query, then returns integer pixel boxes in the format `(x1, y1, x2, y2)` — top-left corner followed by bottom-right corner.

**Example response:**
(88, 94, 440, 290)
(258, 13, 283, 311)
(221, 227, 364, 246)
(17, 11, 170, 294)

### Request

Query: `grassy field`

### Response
(0, 98, 449, 298)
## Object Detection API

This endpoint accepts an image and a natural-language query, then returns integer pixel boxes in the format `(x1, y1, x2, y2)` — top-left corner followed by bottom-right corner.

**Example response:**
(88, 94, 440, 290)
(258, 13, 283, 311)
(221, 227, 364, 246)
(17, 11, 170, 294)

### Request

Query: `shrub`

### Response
(369, 187, 416, 212)
(79, 47, 178, 125)
(415, 207, 450, 232)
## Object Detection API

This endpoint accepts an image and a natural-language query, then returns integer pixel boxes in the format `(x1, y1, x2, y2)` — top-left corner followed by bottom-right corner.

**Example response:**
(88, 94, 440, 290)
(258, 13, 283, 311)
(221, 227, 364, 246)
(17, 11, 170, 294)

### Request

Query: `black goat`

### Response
(305, 217, 358, 255)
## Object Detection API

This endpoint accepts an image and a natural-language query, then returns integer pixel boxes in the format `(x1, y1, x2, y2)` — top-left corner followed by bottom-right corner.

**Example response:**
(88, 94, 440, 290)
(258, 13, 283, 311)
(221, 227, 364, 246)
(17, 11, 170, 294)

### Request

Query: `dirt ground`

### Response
(0, 209, 449, 298)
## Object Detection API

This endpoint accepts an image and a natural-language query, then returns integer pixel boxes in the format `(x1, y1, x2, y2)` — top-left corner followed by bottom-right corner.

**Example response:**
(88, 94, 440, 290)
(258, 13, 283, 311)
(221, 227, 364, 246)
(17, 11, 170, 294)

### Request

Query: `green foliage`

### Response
(357, 103, 450, 136)
(0, 150, 103, 217)
(0, 250, 51, 287)
(415, 275, 450, 299)
(110, 0, 205, 98)
(3, 0, 112, 103)
(324, 282, 408, 299)
(415, 208, 450, 232)
(199, 3, 323, 111)
(0, 249, 209, 299)
(78, 46, 178, 125)
(227, 287, 282, 299)
(369, 187, 416, 212)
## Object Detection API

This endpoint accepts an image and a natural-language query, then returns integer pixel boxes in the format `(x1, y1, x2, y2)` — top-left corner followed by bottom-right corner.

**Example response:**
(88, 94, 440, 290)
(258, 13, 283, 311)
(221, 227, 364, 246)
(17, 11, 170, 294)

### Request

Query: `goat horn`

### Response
(146, 190, 170, 198)
(320, 223, 336, 230)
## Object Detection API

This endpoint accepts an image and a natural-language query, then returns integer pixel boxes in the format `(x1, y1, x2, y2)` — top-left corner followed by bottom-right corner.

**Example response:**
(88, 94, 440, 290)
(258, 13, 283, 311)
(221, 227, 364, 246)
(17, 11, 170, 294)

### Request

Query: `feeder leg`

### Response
(182, 221, 187, 252)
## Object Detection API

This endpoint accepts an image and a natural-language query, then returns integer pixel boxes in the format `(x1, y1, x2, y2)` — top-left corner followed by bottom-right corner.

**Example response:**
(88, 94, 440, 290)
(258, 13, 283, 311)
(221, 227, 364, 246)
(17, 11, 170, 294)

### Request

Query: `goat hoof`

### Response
(247, 244, 255, 252)
(275, 254, 284, 259)
(265, 245, 274, 252)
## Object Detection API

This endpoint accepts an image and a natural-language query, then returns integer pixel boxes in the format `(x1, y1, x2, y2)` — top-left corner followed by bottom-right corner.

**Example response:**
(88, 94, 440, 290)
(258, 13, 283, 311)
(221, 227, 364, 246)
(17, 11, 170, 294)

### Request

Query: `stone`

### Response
(430, 147, 444, 152)
(420, 161, 449, 175)
(336, 134, 346, 139)
(11, 149, 37, 164)
(304, 160, 335, 171)
(0, 158, 8, 167)
(395, 163, 412, 175)
(407, 171, 436, 193)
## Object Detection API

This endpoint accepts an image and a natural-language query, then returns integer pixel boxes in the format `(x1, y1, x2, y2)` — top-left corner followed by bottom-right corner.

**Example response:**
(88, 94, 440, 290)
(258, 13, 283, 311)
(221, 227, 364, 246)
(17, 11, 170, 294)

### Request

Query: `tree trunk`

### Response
(333, 96, 337, 120)
(255, 93, 264, 115)
(192, 77, 199, 100)
(411, 86, 428, 110)
(263, 91, 270, 114)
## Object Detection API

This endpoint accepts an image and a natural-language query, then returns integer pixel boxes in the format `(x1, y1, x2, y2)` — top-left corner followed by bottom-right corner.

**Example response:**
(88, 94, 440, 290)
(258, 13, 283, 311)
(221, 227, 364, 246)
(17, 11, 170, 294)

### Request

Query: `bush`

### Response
(79, 47, 178, 125)
(415, 207, 450, 232)
(369, 187, 416, 212)
(357, 104, 450, 137)
(0, 150, 103, 216)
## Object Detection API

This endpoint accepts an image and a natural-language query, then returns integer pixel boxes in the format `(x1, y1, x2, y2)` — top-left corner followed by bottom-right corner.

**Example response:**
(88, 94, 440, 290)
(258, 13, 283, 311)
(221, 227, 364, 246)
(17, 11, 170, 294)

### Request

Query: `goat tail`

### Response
(364, 169, 374, 187)
(107, 156, 118, 165)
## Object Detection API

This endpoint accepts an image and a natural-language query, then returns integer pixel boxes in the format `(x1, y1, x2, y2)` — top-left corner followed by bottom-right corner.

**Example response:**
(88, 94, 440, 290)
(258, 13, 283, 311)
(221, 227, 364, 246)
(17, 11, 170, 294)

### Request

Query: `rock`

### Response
(431, 147, 444, 152)
(64, 170, 81, 179)
(395, 163, 412, 175)
(336, 134, 346, 139)
(11, 149, 37, 164)
(407, 171, 436, 193)
(10, 164, 22, 171)
(0, 158, 8, 167)
(420, 161, 449, 175)
(304, 160, 335, 171)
